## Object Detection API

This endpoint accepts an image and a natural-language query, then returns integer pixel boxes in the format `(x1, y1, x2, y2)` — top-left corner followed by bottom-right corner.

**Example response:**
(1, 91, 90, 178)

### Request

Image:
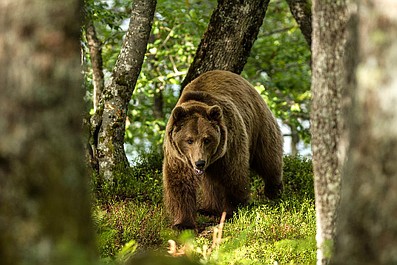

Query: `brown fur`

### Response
(163, 70, 283, 229)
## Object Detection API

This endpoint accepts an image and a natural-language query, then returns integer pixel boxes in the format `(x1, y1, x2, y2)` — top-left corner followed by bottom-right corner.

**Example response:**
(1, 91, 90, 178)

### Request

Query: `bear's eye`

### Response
(203, 138, 211, 145)
(187, 139, 194, 145)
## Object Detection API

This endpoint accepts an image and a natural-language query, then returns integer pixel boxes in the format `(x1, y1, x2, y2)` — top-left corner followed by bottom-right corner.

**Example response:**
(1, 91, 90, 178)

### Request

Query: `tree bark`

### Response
(286, 0, 312, 47)
(154, 86, 164, 120)
(311, 1, 349, 264)
(85, 19, 105, 112)
(90, 0, 156, 180)
(180, 0, 270, 89)
(332, 1, 397, 264)
(290, 127, 299, 156)
(0, 0, 96, 264)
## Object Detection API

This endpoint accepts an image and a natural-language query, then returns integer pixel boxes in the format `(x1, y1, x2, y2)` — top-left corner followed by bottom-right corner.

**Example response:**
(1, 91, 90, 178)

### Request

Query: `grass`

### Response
(203, 200, 316, 264)
(92, 154, 316, 264)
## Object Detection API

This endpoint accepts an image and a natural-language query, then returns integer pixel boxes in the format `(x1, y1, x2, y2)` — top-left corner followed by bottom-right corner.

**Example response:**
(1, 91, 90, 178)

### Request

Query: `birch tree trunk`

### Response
(180, 0, 270, 89)
(332, 1, 397, 264)
(89, 0, 156, 180)
(311, 1, 349, 264)
(0, 0, 96, 264)
(85, 19, 105, 112)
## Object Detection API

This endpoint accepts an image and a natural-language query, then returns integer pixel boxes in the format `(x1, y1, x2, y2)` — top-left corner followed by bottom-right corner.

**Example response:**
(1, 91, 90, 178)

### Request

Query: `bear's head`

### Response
(167, 103, 227, 175)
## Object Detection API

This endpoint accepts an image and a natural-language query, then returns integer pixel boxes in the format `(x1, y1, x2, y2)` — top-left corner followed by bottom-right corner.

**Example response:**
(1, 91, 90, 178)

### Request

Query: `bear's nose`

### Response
(195, 160, 206, 169)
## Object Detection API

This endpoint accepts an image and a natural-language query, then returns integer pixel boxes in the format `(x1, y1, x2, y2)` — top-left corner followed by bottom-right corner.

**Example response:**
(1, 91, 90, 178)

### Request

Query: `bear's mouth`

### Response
(194, 168, 204, 176)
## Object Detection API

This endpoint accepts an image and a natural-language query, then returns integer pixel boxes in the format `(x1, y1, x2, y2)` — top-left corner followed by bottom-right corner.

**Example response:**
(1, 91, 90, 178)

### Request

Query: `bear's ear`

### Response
(208, 105, 222, 122)
(172, 106, 187, 122)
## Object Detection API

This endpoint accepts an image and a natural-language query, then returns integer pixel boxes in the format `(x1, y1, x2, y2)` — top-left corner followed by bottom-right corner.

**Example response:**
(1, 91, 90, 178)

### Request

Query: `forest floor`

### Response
(92, 155, 316, 265)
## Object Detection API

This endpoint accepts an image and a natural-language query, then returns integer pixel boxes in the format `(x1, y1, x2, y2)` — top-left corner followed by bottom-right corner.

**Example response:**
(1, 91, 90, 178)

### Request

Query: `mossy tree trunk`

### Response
(311, 1, 350, 264)
(180, 0, 270, 89)
(332, 1, 397, 264)
(89, 0, 157, 181)
(0, 0, 97, 264)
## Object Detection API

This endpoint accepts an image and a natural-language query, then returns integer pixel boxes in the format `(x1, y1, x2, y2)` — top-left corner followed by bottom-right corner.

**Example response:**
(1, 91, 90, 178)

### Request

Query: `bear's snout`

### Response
(195, 160, 206, 169)
(194, 160, 206, 175)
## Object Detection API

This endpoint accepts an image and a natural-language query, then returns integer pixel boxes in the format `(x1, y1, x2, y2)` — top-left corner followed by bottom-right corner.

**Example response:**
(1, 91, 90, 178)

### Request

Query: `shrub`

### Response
(250, 155, 314, 202)
(282, 155, 314, 200)
(92, 150, 164, 203)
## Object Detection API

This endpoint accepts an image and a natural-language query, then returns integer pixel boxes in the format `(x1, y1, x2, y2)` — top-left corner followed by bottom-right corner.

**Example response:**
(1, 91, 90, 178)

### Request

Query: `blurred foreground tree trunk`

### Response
(88, 0, 156, 181)
(310, 1, 349, 264)
(181, 0, 270, 89)
(332, 1, 397, 264)
(0, 0, 97, 264)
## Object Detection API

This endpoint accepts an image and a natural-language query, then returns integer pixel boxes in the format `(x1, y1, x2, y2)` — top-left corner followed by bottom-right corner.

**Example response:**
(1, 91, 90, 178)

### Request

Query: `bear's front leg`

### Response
(163, 164, 197, 230)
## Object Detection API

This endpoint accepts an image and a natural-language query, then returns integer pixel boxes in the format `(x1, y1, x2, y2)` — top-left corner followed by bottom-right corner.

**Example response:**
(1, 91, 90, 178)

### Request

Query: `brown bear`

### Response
(163, 70, 283, 230)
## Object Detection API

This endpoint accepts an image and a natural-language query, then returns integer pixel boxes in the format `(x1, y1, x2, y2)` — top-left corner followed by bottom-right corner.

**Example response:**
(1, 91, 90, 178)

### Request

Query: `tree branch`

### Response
(85, 20, 104, 112)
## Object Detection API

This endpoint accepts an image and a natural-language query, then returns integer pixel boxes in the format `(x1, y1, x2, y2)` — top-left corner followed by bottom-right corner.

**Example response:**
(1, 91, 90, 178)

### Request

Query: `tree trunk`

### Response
(311, 1, 349, 264)
(180, 0, 270, 89)
(290, 126, 299, 156)
(0, 0, 96, 264)
(85, 19, 105, 112)
(332, 1, 397, 264)
(90, 0, 156, 180)
(286, 0, 312, 47)
(154, 86, 164, 120)
(147, 34, 164, 120)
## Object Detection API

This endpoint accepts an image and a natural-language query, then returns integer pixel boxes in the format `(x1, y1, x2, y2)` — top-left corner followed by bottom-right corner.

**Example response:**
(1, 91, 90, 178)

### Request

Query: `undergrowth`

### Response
(192, 199, 316, 264)
(92, 153, 315, 264)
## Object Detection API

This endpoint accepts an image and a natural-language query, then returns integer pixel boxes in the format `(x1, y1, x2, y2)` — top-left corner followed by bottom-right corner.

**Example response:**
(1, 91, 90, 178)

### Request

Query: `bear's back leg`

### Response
(251, 135, 283, 199)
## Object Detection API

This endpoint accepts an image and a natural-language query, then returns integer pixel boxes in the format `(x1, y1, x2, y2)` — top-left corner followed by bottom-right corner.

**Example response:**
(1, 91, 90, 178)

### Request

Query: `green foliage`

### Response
(250, 155, 313, 202)
(244, 0, 311, 145)
(282, 155, 314, 200)
(84, 0, 127, 31)
(93, 201, 168, 259)
(83, 0, 311, 155)
(82, 0, 131, 111)
(125, 0, 215, 153)
(84, 0, 216, 153)
(126, 255, 201, 265)
(93, 150, 164, 203)
(117, 240, 138, 264)
(196, 200, 316, 264)
(85, 0, 130, 69)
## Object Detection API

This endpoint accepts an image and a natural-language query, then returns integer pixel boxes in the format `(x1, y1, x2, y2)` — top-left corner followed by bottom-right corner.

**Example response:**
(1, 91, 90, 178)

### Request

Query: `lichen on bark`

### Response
(311, 1, 350, 264)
